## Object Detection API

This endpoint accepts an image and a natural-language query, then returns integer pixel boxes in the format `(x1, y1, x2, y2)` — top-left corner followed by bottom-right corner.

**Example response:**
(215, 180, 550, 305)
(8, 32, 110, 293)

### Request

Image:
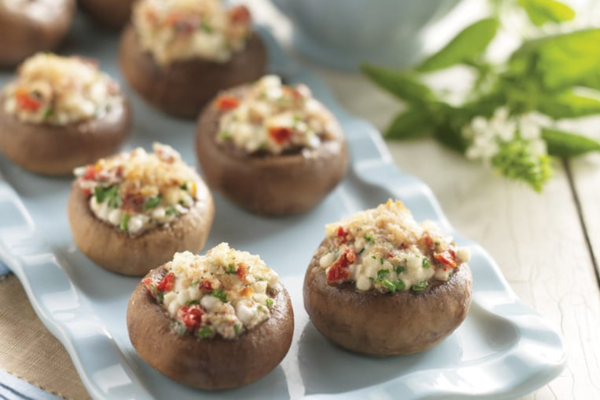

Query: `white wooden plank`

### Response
(319, 71, 600, 400)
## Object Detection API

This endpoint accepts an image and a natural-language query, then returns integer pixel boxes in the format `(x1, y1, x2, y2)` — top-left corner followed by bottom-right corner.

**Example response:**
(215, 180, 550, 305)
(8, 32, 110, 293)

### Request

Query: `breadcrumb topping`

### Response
(317, 200, 471, 293)
(143, 244, 279, 339)
(75, 143, 203, 235)
(133, 0, 252, 65)
(2, 53, 123, 125)
(216, 75, 338, 155)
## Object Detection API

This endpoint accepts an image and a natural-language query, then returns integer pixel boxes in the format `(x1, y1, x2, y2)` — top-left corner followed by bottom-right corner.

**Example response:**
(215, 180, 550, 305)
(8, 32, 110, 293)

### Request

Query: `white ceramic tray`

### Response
(0, 21, 566, 400)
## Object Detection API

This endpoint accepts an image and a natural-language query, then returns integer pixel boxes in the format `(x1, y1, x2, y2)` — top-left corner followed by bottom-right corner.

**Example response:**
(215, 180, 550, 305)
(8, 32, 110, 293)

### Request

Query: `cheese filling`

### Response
(143, 244, 279, 339)
(133, 0, 252, 66)
(316, 200, 471, 293)
(216, 75, 337, 155)
(2, 53, 123, 125)
(74, 143, 202, 236)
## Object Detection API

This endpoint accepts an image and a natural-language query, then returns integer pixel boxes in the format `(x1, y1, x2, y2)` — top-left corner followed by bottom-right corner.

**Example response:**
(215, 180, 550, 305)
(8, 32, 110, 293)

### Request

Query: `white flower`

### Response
(463, 107, 551, 162)
(517, 112, 551, 156)
(490, 107, 517, 141)
(520, 116, 541, 140)
(463, 107, 515, 162)
(529, 138, 547, 156)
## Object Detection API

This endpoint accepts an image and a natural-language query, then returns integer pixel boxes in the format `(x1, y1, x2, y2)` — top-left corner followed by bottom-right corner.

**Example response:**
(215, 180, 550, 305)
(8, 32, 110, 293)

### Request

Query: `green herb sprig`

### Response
(362, 0, 600, 192)
(94, 186, 122, 208)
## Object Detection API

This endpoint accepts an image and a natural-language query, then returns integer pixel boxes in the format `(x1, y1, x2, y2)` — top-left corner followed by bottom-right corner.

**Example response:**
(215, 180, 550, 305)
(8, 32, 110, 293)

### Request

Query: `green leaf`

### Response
(394, 266, 405, 275)
(433, 124, 469, 153)
(361, 64, 437, 105)
(509, 29, 600, 91)
(196, 326, 214, 339)
(94, 186, 107, 203)
(211, 289, 228, 303)
(385, 108, 434, 140)
(411, 280, 429, 292)
(201, 20, 213, 33)
(94, 185, 122, 208)
(542, 128, 600, 157)
(394, 279, 406, 291)
(382, 279, 396, 293)
(538, 89, 600, 119)
(377, 269, 390, 280)
(518, 0, 575, 26)
(165, 206, 178, 216)
(416, 18, 499, 72)
(422, 258, 431, 268)
(143, 195, 162, 210)
(491, 139, 553, 192)
(120, 213, 130, 232)
(225, 264, 237, 274)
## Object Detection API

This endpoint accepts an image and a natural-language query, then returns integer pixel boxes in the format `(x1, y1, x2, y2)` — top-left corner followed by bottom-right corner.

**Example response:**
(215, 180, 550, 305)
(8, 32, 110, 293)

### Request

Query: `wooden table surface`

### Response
(252, 1, 600, 399)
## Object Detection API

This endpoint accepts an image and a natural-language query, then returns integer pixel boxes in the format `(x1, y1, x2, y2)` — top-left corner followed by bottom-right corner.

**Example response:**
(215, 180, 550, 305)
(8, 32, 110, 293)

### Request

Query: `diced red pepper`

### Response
(424, 236, 434, 248)
(268, 126, 293, 145)
(142, 277, 153, 289)
(122, 193, 144, 213)
(327, 264, 350, 283)
(165, 13, 181, 26)
(228, 5, 251, 23)
(336, 226, 349, 243)
(15, 88, 42, 112)
(283, 86, 304, 100)
(177, 305, 204, 329)
(241, 286, 253, 297)
(157, 272, 175, 292)
(434, 250, 457, 268)
(199, 280, 213, 292)
(237, 262, 248, 280)
(326, 248, 356, 285)
(216, 95, 240, 111)
(173, 19, 197, 34)
(82, 165, 97, 181)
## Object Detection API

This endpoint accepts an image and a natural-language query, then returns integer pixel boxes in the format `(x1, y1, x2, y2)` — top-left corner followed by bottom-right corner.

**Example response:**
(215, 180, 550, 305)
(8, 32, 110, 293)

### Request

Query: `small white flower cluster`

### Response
(462, 107, 550, 162)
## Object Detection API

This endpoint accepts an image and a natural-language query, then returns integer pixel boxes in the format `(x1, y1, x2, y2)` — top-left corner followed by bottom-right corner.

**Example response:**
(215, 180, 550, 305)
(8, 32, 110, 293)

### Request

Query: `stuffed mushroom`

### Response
(119, 0, 266, 118)
(196, 75, 349, 215)
(127, 243, 294, 389)
(68, 143, 215, 276)
(304, 200, 472, 356)
(78, 0, 136, 30)
(0, 0, 75, 67)
(0, 53, 131, 175)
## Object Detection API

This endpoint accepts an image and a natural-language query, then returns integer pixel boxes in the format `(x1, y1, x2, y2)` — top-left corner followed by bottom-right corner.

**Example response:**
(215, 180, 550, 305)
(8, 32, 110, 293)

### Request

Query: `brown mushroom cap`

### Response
(0, 0, 75, 67)
(304, 240, 473, 356)
(0, 95, 131, 176)
(78, 0, 135, 30)
(67, 179, 215, 276)
(196, 85, 349, 216)
(119, 25, 267, 118)
(127, 266, 294, 389)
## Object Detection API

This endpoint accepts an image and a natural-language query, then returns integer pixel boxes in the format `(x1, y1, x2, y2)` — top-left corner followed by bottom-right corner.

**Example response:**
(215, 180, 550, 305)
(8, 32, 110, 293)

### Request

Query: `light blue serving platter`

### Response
(0, 17, 566, 400)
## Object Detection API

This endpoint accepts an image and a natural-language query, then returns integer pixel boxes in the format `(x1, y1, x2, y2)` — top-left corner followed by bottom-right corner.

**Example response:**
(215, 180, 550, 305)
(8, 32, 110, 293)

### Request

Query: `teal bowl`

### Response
(270, 0, 461, 70)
